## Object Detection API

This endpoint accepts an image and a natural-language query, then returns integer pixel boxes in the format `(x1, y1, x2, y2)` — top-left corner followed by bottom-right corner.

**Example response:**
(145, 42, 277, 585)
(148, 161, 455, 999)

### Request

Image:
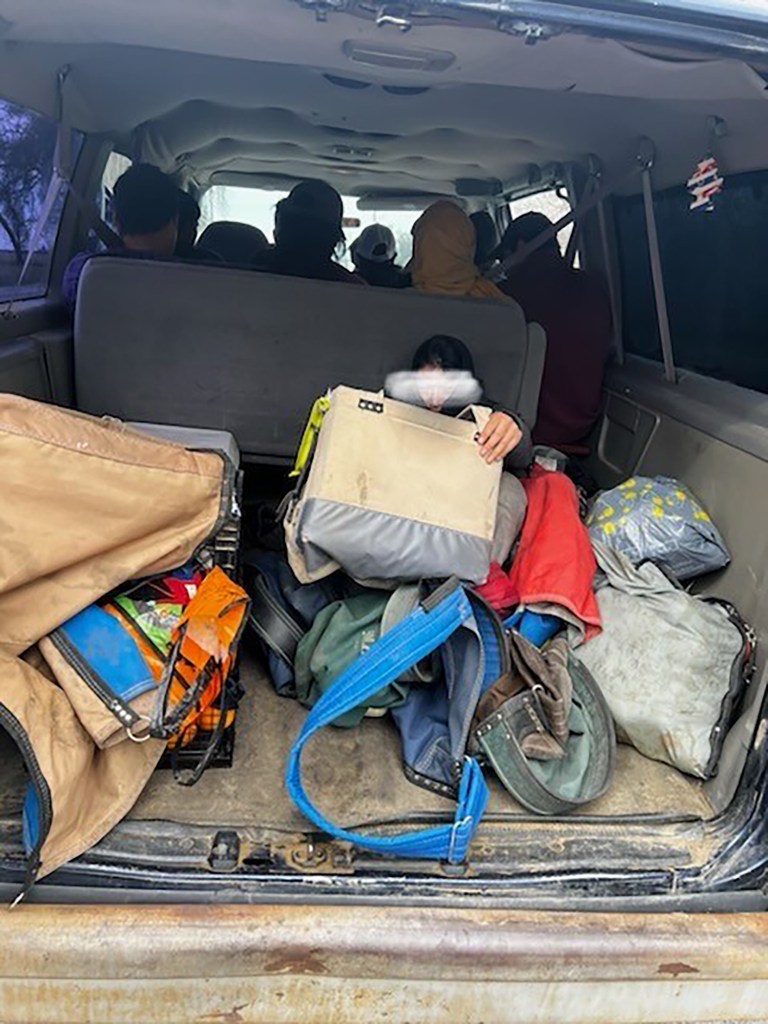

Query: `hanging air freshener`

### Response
(687, 155, 724, 212)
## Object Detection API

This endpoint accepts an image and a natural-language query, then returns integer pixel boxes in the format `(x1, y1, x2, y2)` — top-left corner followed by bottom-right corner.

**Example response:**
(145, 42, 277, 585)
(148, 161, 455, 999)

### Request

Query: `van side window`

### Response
(100, 151, 132, 232)
(616, 171, 768, 393)
(0, 98, 80, 301)
(507, 188, 576, 262)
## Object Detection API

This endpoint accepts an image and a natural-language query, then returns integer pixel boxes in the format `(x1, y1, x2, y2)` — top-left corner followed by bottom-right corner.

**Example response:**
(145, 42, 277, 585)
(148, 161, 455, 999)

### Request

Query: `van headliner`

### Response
(1, 0, 768, 198)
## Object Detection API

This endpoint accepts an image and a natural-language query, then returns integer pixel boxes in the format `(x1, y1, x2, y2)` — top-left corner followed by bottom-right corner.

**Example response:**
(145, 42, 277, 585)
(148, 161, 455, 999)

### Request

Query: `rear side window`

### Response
(0, 98, 79, 302)
(508, 188, 575, 259)
(100, 151, 132, 232)
(616, 171, 768, 392)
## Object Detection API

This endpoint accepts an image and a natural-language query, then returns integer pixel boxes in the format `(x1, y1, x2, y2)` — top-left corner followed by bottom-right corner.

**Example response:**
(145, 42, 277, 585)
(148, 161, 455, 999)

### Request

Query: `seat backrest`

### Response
(74, 257, 546, 459)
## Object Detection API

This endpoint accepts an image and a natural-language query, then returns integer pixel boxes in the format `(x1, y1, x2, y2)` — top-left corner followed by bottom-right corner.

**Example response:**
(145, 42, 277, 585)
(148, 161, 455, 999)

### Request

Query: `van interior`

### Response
(1, 0, 768, 897)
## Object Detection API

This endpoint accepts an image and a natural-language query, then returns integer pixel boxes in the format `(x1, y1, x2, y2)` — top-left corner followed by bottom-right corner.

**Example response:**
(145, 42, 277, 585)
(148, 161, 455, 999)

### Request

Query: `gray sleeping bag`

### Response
(572, 543, 751, 779)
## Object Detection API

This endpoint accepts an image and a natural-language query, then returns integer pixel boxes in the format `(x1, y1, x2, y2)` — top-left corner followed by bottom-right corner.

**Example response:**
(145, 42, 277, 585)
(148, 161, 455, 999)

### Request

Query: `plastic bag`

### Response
(587, 476, 729, 581)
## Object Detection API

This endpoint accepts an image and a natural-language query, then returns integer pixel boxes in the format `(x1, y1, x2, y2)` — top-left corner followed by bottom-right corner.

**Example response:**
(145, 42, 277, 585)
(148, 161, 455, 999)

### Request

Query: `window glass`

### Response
(0, 98, 79, 301)
(508, 188, 575, 260)
(199, 185, 419, 267)
(617, 172, 768, 390)
(100, 151, 132, 231)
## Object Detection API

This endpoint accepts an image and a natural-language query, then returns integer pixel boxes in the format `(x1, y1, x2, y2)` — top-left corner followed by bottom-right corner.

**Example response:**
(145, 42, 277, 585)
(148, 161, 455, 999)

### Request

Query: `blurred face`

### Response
(417, 362, 450, 412)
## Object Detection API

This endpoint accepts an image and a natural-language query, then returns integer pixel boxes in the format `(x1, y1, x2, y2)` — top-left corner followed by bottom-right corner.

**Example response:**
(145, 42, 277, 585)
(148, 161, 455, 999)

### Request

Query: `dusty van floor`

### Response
(128, 654, 714, 828)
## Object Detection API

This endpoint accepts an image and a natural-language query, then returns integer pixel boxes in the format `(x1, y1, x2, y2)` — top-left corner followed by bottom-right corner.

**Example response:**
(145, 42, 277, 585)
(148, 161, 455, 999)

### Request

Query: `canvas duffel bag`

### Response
(0, 395, 234, 896)
(284, 386, 502, 586)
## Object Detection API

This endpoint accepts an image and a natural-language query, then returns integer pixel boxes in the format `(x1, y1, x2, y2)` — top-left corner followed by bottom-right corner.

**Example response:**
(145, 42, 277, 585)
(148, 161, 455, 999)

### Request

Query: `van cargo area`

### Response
(1, 0, 768, 910)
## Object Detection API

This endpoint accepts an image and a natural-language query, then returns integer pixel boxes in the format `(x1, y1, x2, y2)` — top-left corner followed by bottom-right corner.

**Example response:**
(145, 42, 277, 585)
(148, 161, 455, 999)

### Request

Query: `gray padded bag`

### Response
(573, 543, 753, 779)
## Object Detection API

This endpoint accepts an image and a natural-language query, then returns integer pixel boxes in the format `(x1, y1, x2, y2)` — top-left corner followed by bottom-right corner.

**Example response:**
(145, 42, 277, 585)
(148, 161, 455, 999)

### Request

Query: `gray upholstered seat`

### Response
(74, 257, 546, 459)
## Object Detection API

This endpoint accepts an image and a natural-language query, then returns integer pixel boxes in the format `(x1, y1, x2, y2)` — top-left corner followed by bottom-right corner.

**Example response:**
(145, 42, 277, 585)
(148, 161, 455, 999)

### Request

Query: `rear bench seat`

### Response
(74, 257, 546, 459)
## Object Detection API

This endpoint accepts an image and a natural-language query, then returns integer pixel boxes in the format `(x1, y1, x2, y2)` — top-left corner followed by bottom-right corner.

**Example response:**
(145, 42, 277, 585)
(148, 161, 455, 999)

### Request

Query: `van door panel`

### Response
(587, 392, 659, 486)
(31, 329, 75, 407)
(0, 338, 51, 402)
(595, 360, 768, 812)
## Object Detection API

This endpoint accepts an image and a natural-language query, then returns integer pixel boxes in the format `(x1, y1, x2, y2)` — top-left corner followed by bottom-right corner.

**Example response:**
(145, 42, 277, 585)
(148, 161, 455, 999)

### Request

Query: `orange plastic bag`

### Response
(150, 567, 250, 775)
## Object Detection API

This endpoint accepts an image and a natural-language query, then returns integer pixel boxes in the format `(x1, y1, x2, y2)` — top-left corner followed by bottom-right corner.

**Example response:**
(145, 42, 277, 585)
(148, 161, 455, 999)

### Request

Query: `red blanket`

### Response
(478, 466, 601, 640)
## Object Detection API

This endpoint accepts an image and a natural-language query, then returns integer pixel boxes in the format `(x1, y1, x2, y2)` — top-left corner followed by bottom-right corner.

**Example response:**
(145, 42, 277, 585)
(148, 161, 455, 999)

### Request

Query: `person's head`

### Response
(411, 334, 476, 375)
(350, 224, 397, 270)
(469, 211, 499, 269)
(274, 179, 344, 259)
(197, 221, 270, 264)
(176, 191, 201, 253)
(113, 163, 180, 256)
(410, 200, 479, 293)
(405, 335, 481, 412)
(496, 211, 560, 262)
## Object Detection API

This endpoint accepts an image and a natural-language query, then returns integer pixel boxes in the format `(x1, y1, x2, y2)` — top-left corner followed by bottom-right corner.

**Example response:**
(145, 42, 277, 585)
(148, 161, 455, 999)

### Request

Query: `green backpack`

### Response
(294, 587, 435, 728)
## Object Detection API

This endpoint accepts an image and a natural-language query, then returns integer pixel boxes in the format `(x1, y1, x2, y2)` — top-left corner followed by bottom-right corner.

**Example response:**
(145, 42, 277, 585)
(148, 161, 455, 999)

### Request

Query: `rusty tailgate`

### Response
(3, 903, 768, 1023)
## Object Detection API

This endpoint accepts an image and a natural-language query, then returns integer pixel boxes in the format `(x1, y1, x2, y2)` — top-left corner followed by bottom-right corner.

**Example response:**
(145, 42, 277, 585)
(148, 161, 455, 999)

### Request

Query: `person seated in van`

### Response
(350, 225, 410, 289)
(409, 200, 510, 302)
(251, 180, 364, 284)
(495, 212, 612, 454)
(174, 191, 222, 263)
(387, 334, 532, 469)
(469, 211, 500, 274)
(197, 221, 270, 265)
(63, 163, 180, 309)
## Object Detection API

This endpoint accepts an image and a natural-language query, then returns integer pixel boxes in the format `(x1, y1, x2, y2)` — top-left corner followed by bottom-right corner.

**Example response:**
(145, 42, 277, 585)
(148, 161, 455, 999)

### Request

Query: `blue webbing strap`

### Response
(285, 581, 489, 863)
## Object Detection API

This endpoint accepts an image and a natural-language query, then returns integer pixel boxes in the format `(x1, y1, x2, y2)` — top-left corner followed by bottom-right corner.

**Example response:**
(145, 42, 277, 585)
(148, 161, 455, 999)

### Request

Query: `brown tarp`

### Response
(0, 396, 229, 884)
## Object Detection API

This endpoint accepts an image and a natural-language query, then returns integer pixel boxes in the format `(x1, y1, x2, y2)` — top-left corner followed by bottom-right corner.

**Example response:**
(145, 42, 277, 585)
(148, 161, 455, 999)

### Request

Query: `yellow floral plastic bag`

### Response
(587, 476, 729, 581)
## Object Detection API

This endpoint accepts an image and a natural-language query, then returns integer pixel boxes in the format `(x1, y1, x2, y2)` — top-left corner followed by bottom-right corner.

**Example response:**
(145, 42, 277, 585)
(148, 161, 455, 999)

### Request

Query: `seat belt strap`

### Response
(13, 171, 67, 292)
(62, 181, 123, 251)
(11, 66, 121, 296)
(285, 579, 489, 863)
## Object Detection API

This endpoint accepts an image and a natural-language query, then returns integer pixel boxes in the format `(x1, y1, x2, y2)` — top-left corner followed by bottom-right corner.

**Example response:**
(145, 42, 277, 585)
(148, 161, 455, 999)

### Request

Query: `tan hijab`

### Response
(410, 200, 510, 301)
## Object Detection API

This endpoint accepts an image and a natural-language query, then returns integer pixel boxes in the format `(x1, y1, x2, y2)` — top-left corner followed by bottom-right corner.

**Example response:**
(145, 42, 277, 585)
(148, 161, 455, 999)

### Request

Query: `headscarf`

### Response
(410, 200, 510, 301)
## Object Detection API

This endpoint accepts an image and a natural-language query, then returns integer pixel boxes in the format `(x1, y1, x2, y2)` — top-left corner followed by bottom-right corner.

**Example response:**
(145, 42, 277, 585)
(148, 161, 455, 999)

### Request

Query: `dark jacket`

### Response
(252, 246, 365, 284)
(354, 258, 411, 289)
(499, 251, 611, 453)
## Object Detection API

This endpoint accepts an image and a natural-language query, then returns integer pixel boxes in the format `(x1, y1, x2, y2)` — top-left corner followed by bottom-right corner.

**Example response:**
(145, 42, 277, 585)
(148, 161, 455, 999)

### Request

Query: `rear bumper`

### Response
(4, 903, 768, 1023)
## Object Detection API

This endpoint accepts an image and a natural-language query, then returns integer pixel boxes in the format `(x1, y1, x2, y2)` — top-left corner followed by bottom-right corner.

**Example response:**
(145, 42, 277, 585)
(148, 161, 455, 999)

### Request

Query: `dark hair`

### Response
(498, 211, 559, 259)
(275, 180, 345, 257)
(275, 207, 343, 257)
(411, 335, 476, 375)
(113, 164, 180, 237)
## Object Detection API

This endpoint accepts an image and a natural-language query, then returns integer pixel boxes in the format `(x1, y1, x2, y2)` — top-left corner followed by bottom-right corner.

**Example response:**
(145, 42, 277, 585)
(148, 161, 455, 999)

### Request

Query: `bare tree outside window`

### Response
(0, 98, 68, 299)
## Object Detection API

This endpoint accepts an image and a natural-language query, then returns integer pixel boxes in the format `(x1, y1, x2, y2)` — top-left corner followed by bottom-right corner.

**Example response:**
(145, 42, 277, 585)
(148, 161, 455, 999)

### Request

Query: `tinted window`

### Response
(616, 171, 768, 390)
(0, 98, 79, 301)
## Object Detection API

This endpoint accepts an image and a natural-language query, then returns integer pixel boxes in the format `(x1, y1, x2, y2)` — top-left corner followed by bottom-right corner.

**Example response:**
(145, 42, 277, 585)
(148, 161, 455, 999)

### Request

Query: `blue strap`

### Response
(285, 582, 489, 863)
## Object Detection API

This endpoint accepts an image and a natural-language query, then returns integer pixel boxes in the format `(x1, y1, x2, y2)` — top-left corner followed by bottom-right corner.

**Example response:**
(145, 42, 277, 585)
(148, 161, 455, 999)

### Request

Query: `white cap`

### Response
(351, 224, 397, 264)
